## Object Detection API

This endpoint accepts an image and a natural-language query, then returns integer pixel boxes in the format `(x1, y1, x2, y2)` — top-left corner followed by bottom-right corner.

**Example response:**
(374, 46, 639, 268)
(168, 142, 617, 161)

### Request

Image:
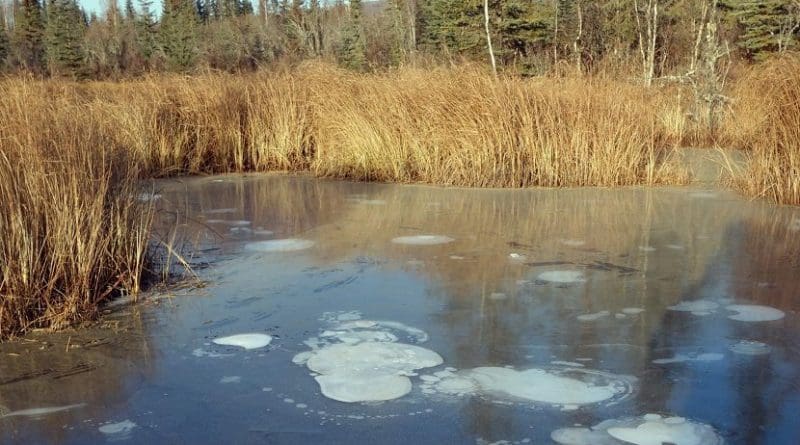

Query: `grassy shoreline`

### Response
(1, 59, 798, 339)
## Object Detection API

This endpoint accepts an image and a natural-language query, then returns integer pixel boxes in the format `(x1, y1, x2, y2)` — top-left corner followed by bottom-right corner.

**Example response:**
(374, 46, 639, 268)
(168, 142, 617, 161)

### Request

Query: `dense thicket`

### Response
(0, 0, 797, 78)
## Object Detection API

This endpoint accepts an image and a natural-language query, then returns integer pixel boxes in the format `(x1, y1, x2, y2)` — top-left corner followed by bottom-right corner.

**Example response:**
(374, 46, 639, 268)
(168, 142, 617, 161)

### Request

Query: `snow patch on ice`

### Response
(577, 311, 610, 322)
(667, 299, 719, 315)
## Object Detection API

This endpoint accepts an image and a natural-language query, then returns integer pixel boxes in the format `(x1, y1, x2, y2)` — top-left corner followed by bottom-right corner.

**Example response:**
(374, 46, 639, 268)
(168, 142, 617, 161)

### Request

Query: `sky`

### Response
(79, 0, 163, 16)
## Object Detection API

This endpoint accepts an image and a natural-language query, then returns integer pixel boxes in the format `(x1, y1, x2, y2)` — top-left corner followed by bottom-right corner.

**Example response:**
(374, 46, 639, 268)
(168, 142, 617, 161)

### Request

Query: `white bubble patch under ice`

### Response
(652, 352, 724, 365)
(212, 333, 272, 350)
(667, 299, 719, 316)
(729, 340, 771, 355)
(537, 270, 586, 284)
(551, 413, 723, 445)
(98, 420, 137, 439)
(725, 304, 785, 322)
(391, 235, 455, 245)
(244, 239, 315, 252)
(294, 313, 441, 403)
(421, 366, 635, 408)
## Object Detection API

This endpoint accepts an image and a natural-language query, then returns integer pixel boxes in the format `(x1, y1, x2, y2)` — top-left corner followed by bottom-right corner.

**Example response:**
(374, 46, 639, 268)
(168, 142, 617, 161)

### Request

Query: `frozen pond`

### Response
(2, 174, 800, 444)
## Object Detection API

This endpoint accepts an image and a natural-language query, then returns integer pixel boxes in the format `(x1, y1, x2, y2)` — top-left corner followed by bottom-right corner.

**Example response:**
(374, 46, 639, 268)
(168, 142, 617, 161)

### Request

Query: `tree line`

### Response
(0, 0, 798, 79)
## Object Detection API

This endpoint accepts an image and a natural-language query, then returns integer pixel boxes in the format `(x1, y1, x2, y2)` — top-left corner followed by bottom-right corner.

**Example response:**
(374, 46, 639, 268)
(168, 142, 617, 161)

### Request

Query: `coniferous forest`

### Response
(0, 0, 798, 78)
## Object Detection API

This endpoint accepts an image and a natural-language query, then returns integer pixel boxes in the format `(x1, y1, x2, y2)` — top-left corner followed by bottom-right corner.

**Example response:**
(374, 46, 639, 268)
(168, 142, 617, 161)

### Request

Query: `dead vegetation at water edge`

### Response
(7, 58, 800, 338)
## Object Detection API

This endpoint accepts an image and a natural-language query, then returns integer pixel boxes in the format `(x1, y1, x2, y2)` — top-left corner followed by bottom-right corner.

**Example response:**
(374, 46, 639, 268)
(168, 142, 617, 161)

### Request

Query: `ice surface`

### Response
(552, 414, 723, 445)
(212, 333, 272, 350)
(244, 239, 315, 252)
(725, 304, 785, 322)
(391, 235, 455, 245)
(537, 270, 586, 283)
(729, 340, 771, 355)
(560, 239, 586, 247)
(220, 376, 242, 384)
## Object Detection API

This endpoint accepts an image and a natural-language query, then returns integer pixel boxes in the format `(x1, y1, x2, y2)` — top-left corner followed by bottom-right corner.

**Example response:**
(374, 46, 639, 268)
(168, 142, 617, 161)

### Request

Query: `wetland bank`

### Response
(2, 174, 800, 444)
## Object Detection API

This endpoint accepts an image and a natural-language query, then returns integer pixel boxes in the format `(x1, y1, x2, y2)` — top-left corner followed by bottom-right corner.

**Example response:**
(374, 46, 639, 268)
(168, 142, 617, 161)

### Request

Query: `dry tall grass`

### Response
(0, 81, 153, 338)
(725, 55, 800, 205)
(0, 64, 689, 338)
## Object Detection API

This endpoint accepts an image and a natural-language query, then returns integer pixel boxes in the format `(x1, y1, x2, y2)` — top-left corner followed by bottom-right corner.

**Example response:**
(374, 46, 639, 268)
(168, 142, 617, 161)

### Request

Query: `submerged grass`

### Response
(0, 64, 695, 338)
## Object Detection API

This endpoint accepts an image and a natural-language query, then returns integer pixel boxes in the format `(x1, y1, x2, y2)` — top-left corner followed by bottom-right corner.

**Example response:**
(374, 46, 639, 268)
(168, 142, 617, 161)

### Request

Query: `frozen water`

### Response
(690, 191, 718, 199)
(391, 235, 455, 245)
(137, 192, 161, 202)
(537, 270, 586, 284)
(489, 292, 507, 301)
(652, 352, 724, 365)
(639, 246, 656, 252)
(244, 239, 315, 252)
(560, 239, 585, 247)
(220, 376, 242, 384)
(202, 208, 237, 214)
(212, 333, 273, 350)
(552, 414, 723, 445)
(725, 304, 785, 322)
(667, 299, 719, 315)
(729, 340, 771, 356)
(98, 420, 137, 437)
(425, 367, 635, 407)
(191, 348, 232, 358)
(577, 311, 610, 322)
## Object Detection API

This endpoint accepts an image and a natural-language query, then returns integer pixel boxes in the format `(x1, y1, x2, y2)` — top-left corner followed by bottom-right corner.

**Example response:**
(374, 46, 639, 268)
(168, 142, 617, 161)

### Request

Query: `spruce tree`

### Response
(160, 0, 199, 71)
(0, 6, 9, 69)
(44, 0, 86, 77)
(338, 0, 366, 70)
(135, 0, 159, 61)
(13, 0, 46, 73)
(722, 0, 800, 60)
(125, 0, 136, 21)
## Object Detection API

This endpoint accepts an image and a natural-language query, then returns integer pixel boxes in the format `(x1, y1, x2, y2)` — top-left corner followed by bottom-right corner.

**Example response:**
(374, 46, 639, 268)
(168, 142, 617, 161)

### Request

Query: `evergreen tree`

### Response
(13, 0, 46, 72)
(135, 0, 158, 61)
(722, 0, 800, 60)
(44, 0, 86, 77)
(124, 0, 136, 21)
(160, 0, 199, 71)
(0, 6, 9, 68)
(338, 0, 366, 70)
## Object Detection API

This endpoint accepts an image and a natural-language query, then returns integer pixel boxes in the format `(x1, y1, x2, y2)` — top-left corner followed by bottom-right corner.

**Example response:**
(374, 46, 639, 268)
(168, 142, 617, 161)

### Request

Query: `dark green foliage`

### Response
(721, 0, 800, 60)
(45, 0, 86, 77)
(135, 0, 159, 61)
(13, 0, 46, 73)
(160, 0, 198, 71)
(338, 0, 366, 70)
(0, 7, 9, 68)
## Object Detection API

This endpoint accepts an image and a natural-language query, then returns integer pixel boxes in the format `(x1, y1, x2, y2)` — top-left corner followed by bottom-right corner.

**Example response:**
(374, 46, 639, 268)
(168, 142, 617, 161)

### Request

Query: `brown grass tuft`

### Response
(724, 55, 800, 205)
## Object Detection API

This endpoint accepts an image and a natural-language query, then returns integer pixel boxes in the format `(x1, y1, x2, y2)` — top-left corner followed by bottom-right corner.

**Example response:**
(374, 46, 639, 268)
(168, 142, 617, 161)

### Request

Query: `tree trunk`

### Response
(484, 0, 497, 77)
